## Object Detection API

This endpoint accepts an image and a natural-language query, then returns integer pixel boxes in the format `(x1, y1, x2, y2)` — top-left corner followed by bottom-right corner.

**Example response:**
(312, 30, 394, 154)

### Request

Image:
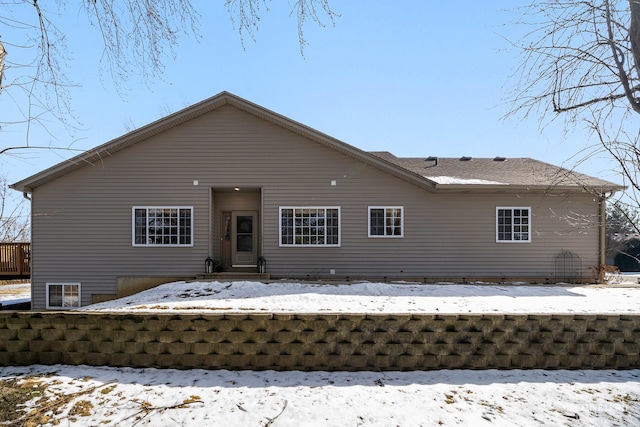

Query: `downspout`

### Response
(23, 191, 33, 304)
(599, 195, 605, 283)
(260, 186, 264, 263)
(598, 191, 614, 283)
(208, 188, 213, 259)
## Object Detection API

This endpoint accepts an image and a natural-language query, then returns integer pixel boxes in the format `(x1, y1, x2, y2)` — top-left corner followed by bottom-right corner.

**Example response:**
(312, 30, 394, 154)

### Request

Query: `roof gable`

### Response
(11, 92, 624, 194)
(11, 92, 433, 193)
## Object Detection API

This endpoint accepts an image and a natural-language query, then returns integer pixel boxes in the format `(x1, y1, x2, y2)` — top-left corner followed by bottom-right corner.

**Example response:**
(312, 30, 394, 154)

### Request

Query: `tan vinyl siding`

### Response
(264, 190, 599, 280)
(30, 105, 601, 308)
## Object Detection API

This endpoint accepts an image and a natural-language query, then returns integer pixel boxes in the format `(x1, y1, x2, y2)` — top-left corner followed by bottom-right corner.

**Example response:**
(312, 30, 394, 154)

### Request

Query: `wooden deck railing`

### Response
(0, 243, 30, 277)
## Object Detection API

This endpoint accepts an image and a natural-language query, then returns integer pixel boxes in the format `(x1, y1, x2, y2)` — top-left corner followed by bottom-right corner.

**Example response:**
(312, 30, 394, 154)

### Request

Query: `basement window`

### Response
(46, 283, 80, 309)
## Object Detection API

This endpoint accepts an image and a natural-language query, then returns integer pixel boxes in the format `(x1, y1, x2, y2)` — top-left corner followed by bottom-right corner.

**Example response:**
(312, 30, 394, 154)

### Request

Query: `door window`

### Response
(236, 215, 253, 252)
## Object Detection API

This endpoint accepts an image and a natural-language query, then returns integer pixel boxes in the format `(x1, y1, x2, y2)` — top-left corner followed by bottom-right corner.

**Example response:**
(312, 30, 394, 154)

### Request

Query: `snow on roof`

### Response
(369, 152, 624, 190)
(423, 176, 509, 185)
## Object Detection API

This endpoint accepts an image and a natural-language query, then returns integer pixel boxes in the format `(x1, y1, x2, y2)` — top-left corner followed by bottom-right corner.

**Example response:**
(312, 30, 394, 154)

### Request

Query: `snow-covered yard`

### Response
(1, 365, 637, 426)
(81, 279, 640, 314)
(0, 282, 30, 307)
(0, 279, 639, 426)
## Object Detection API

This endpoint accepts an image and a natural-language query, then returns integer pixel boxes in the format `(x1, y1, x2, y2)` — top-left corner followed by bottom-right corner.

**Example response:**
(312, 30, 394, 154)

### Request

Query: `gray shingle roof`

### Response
(370, 152, 624, 191)
(9, 91, 624, 195)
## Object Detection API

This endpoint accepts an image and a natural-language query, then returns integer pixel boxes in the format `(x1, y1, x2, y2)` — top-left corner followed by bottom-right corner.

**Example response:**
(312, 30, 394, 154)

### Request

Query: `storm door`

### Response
(220, 211, 232, 268)
(232, 211, 258, 267)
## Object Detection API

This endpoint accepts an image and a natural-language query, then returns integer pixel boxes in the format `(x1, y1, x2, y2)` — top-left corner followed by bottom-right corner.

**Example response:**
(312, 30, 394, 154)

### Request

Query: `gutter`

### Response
(430, 184, 606, 193)
(430, 182, 626, 193)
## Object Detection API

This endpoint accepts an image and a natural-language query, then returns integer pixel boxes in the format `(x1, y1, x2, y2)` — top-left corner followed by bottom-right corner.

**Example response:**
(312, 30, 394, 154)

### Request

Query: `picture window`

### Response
(279, 207, 340, 246)
(133, 207, 193, 246)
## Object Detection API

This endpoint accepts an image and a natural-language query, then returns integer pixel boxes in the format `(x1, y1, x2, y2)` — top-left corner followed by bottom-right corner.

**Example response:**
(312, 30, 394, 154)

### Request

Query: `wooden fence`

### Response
(0, 243, 30, 278)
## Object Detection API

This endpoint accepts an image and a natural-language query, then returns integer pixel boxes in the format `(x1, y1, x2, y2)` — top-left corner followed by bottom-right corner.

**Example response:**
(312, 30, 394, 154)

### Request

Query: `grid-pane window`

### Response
(133, 207, 193, 246)
(47, 283, 80, 309)
(497, 207, 531, 242)
(369, 207, 403, 237)
(279, 207, 340, 246)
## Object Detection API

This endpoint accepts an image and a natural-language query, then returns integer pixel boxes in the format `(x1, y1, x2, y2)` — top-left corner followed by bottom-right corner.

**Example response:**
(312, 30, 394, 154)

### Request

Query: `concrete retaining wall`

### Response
(0, 312, 638, 370)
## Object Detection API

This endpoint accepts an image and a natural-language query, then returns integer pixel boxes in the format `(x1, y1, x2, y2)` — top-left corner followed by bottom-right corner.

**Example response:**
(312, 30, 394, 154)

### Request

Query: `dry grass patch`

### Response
(0, 378, 46, 424)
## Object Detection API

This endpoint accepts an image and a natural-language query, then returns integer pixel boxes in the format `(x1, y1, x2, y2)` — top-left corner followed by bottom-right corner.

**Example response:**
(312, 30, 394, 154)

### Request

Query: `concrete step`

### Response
(195, 272, 271, 281)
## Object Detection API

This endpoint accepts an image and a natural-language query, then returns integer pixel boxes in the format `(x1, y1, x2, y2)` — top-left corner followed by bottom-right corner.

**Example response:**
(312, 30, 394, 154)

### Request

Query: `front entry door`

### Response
(232, 211, 258, 267)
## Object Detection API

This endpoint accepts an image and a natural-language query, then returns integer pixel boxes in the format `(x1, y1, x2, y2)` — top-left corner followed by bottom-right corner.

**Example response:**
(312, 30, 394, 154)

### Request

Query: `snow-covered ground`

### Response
(0, 278, 639, 425)
(1, 365, 638, 426)
(0, 282, 30, 307)
(81, 279, 640, 314)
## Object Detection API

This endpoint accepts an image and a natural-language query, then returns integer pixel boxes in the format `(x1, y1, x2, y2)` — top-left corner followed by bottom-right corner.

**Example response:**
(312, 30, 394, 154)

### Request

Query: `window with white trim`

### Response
(280, 207, 340, 246)
(133, 207, 193, 246)
(496, 207, 531, 242)
(47, 283, 80, 309)
(369, 207, 404, 237)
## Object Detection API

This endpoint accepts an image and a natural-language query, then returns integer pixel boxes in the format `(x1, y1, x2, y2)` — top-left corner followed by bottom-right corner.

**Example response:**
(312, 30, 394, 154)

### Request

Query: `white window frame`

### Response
(368, 206, 404, 238)
(496, 207, 531, 243)
(279, 207, 341, 247)
(132, 206, 194, 247)
(46, 283, 81, 309)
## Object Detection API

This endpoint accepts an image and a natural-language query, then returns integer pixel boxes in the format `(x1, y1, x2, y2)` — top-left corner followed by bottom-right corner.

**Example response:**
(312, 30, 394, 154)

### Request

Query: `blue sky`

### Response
(0, 1, 622, 187)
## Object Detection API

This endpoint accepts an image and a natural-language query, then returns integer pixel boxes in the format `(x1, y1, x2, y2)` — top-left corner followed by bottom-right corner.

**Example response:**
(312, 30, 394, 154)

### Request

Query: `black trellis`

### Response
(555, 251, 583, 284)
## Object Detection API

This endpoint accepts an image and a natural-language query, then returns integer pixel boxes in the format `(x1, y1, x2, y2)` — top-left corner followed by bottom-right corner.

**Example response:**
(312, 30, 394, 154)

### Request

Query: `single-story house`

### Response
(11, 92, 624, 310)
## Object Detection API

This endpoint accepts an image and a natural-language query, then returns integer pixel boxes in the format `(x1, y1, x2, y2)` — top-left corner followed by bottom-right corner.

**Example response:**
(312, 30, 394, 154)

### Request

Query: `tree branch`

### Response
(605, 0, 640, 113)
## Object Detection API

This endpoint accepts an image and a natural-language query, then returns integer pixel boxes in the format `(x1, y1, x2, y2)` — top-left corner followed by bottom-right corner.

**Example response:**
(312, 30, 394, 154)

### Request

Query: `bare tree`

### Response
(505, 1, 640, 210)
(0, 174, 29, 242)
(0, 0, 200, 153)
(225, 0, 337, 54)
(0, 0, 337, 154)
